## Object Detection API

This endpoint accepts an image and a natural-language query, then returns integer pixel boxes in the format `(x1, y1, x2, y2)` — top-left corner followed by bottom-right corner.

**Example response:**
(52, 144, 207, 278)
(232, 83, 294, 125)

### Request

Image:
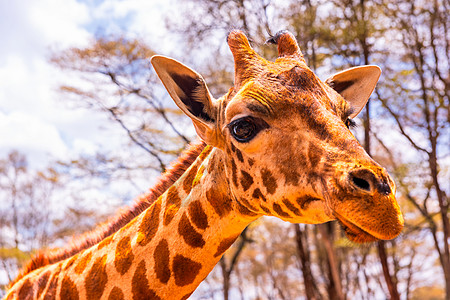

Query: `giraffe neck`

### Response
(6, 146, 258, 300)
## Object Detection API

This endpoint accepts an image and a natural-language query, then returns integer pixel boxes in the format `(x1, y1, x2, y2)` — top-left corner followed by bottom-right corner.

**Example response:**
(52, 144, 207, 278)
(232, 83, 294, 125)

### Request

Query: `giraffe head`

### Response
(151, 30, 403, 243)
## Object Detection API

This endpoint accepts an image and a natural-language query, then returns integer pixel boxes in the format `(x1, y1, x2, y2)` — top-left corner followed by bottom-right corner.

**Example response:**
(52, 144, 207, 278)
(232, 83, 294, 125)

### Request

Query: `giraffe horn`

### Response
(227, 30, 262, 87)
(266, 30, 305, 63)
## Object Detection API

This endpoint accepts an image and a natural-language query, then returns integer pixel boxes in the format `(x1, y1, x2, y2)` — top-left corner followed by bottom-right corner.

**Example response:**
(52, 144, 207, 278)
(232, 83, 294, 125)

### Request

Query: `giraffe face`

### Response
(151, 30, 403, 243)
(221, 73, 401, 242)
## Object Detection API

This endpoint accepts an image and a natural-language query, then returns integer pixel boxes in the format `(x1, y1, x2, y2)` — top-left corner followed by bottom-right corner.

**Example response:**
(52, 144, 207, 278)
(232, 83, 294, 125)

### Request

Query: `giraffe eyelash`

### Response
(345, 118, 357, 129)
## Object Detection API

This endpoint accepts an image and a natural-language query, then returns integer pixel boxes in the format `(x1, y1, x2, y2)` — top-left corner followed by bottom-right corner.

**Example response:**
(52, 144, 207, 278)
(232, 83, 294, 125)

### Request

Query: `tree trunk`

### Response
(356, 0, 402, 296)
(318, 224, 344, 300)
(219, 227, 251, 300)
(428, 150, 450, 297)
(377, 241, 400, 300)
(220, 257, 230, 300)
(294, 224, 322, 300)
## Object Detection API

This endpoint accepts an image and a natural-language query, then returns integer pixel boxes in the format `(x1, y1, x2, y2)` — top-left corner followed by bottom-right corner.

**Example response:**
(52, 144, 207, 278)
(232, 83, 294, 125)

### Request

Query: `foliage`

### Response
(51, 36, 193, 173)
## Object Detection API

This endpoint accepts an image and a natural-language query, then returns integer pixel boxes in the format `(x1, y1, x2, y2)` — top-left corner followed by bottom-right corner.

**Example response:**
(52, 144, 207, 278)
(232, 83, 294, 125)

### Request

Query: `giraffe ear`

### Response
(151, 55, 218, 145)
(325, 65, 381, 118)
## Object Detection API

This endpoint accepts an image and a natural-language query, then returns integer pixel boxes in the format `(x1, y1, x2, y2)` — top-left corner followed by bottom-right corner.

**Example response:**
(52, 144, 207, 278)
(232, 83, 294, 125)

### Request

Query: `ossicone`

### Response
(266, 30, 305, 62)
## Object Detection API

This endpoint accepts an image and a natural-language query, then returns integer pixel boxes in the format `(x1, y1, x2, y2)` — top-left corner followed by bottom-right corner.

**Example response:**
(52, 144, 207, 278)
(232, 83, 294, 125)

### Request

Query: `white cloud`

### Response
(87, 0, 178, 53)
(27, 0, 90, 46)
(0, 111, 67, 167)
(0, 1, 91, 63)
(0, 0, 98, 165)
(0, 0, 176, 169)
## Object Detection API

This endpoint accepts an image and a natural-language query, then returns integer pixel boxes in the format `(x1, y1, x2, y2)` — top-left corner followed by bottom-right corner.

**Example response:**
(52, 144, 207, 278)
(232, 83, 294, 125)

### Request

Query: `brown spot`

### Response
(206, 188, 232, 217)
(252, 188, 266, 202)
(238, 197, 258, 212)
(240, 170, 254, 191)
(229, 142, 237, 153)
(173, 254, 202, 286)
(214, 234, 240, 257)
(60, 276, 79, 300)
(207, 155, 216, 174)
(308, 142, 323, 167)
(178, 212, 205, 248)
(183, 165, 198, 194)
(188, 200, 209, 230)
(114, 236, 134, 275)
(43, 266, 60, 300)
(248, 158, 255, 166)
(261, 168, 277, 194)
(97, 235, 113, 251)
(18, 278, 33, 300)
(164, 185, 182, 226)
(154, 239, 171, 284)
(37, 271, 51, 298)
(273, 203, 291, 218)
(231, 160, 238, 187)
(281, 168, 300, 186)
(260, 204, 271, 214)
(85, 255, 108, 300)
(236, 201, 258, 217)
(301, 102, 330, 140)
(235, 148, 244, 163)
(132, 260, 161, 300)
(306, 171, 323, 187)
(74, 251, 92, 274)
(282, 198, 302, 216)
(296, 196, 321, 209)
(198, 145, 213, 161)
(137, 201, 161, 246)
(108, 287, 124, 300)
(64, 254, 78, 270)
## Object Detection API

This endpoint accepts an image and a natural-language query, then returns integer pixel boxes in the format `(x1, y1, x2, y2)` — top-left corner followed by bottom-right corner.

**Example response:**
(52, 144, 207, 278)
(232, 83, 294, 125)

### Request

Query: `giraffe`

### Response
(5, 30, 403, 300)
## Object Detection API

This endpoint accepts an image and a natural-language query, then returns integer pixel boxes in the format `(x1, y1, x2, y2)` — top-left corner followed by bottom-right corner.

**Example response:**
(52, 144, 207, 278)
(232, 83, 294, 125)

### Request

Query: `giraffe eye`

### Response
(230, 117, 257, 142)
(228, 116, 269, 142)
(229, 116, 270, 143)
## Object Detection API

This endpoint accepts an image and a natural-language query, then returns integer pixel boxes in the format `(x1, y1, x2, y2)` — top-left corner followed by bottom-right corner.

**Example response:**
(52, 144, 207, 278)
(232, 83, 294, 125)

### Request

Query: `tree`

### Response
(376, 0, 450, 296)
(325, 0, 401, 298)
(0, 151, 59, 285)
(51, 36, 192, 174)
(0, 151, 119, 295)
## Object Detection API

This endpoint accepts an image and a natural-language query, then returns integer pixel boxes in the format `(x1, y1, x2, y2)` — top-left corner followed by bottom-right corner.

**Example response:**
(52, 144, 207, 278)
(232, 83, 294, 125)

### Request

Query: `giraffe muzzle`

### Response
(329, 165, 403, 243)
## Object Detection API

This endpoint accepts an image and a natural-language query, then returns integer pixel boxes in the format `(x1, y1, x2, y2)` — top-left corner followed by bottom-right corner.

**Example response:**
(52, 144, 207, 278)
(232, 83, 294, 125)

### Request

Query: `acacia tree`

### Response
(0, 150, 126, 296)
(376, 0, 450, 296)
(0, 152, 60, 286)
(52, 36, 192, 174)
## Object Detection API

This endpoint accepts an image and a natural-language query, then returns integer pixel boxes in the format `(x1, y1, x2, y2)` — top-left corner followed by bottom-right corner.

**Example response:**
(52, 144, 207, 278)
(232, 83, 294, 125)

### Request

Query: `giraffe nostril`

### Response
(348, 169, 393, 195)
(348, 169, 377, 193)
(350, 175, 371, 192)
(377, 181, 392, 195)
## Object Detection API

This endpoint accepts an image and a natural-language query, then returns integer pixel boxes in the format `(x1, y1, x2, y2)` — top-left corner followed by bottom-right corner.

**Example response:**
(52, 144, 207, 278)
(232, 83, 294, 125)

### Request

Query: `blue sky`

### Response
(0, 0, 176, 168)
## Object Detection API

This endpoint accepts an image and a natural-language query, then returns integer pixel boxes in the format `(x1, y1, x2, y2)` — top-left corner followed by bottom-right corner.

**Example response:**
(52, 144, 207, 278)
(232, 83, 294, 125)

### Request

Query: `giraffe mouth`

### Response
(333, 212, 378, 243)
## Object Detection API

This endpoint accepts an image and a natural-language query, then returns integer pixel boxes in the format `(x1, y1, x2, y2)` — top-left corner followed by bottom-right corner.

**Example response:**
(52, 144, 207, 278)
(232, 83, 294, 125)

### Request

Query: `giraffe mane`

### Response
(12, 140, 206, 285)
